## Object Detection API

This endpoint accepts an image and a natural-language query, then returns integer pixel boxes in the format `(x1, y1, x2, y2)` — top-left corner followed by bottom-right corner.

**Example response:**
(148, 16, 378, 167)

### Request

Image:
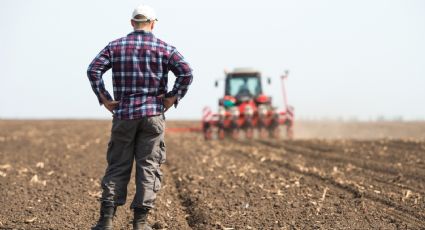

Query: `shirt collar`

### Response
(130, 30, 153, 36)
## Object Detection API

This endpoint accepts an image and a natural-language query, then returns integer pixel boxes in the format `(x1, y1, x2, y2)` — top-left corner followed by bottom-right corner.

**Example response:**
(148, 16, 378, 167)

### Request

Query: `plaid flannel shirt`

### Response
(87, 30, 193, 120)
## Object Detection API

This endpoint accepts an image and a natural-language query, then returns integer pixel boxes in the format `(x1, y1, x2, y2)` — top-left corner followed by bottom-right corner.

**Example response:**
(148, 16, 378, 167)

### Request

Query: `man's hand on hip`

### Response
(160, 95, 177, 112)
(100, 93, 119, 114)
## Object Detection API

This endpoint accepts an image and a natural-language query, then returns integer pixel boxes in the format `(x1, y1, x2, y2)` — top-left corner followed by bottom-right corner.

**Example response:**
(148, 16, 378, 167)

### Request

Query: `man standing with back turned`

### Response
(87, 4, 193, 230)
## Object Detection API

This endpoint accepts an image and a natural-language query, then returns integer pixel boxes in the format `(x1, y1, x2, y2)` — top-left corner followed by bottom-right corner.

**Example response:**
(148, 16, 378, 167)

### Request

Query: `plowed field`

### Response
(0, 120, 424, 229)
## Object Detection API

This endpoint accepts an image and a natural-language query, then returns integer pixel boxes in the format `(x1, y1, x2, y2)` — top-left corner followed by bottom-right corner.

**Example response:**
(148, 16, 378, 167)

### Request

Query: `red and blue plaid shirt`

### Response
(87, 30, 193, 120)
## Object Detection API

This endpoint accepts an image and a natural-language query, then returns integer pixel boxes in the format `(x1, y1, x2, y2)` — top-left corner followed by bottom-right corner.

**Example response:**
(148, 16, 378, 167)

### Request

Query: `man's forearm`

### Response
(87, 44, 113, 105)
(99, 92, 112, 104)
(168, 73, 193, 107)
(87, 71, 113, 105)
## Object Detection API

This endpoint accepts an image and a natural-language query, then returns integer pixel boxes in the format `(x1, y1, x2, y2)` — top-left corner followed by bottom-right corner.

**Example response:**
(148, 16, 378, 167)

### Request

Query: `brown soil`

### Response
(0, 120, 424, 229)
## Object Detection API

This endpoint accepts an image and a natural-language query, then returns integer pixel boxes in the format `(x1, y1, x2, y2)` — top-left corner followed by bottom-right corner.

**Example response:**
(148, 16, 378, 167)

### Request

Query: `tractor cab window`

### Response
(227, 76, 261, 97)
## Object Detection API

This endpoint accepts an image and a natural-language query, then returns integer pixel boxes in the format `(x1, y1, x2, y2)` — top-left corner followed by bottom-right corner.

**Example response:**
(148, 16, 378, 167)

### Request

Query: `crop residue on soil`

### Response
(0, 120, 424, 229)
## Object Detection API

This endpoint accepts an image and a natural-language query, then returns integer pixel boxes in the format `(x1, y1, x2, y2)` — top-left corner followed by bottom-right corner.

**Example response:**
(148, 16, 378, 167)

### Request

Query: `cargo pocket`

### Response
(146, 116, 165, 134)
(153, 169, 163, 192)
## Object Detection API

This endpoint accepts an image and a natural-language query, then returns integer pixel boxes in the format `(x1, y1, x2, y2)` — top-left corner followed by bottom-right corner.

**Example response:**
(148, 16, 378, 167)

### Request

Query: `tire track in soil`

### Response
(283, 141, 425, 196)
(233, 139, 425, 228)
(227, 148, 424, 229)
(294, 140, 425, 176)
(258, 140, 425, 184)
(168, 164, 211, 229)
(255, 139, 425, 195)
(149, 164, 192, 230)
(263, 140, 425, 209)
(289, 140, 425, 173)
(271, 140, 425, 198)
(279, 141, 425, 196)
(277, 139, 424, 164)
(258, 156, 424, 228)
(166, 133, 421, 229)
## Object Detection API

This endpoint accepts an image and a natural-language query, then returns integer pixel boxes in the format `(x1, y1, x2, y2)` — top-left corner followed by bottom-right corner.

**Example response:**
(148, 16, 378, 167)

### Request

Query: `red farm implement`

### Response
(202, 68, 294, 140)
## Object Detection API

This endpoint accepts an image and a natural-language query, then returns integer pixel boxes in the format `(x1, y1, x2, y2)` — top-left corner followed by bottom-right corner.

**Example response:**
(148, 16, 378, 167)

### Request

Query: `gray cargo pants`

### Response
(100, 115, 166, 209)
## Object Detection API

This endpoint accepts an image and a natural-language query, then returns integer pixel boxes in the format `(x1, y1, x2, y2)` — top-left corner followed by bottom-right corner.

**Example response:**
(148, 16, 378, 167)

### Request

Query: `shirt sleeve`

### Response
(87, 44, 113, 105)
(167, 48, 193, 107)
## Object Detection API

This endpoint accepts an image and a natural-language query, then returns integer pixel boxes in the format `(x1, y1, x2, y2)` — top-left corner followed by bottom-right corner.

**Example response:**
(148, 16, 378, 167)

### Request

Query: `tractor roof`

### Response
(229, 67, 261, 75)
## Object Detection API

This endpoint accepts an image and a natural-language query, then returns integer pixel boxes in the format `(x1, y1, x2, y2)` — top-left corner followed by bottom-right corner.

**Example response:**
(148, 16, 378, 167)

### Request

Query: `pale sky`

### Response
(1, 0, 424, 120)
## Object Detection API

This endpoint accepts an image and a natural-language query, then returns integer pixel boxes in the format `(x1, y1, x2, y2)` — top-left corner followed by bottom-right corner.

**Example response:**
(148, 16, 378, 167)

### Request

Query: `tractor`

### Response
(202, 68, 294, 140)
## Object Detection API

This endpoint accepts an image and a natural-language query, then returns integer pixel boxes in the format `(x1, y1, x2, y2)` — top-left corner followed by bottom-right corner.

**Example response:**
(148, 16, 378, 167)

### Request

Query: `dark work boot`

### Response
(132, 208, 152, 230)
(92, 203, 116, 230)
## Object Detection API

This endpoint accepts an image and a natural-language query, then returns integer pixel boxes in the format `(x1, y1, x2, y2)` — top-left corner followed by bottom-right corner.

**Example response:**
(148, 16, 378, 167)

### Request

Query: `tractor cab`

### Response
(219, 68, 270, 107)
(226, 70, 262, 103)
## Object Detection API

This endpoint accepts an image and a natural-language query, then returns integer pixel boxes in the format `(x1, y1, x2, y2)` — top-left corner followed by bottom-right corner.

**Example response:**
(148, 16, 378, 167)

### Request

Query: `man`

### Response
(87, 4, 193, 230)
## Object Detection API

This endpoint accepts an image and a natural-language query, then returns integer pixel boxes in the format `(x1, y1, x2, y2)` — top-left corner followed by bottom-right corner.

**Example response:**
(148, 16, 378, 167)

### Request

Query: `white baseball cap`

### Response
(132, 4, 158, 22)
